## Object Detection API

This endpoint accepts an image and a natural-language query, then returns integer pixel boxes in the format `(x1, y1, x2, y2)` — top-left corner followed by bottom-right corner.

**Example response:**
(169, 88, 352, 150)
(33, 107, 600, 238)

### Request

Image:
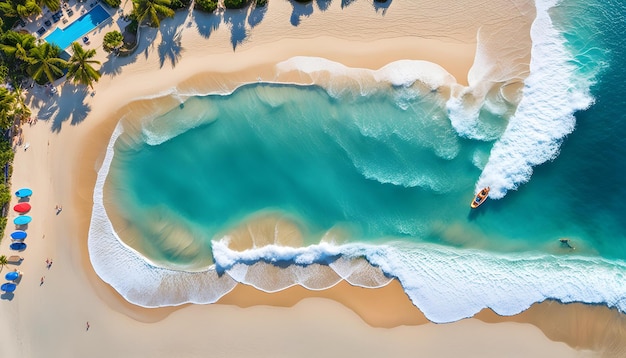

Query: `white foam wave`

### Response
(277, 56, 458, 91)
(477, 0, 596, 198)
(369, 243, 626, 323)
(213, 239, 626, 323)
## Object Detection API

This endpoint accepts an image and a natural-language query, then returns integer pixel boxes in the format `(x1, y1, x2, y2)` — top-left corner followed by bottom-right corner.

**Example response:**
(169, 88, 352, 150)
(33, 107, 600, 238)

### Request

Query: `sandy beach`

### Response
(1, 0, 624, 356)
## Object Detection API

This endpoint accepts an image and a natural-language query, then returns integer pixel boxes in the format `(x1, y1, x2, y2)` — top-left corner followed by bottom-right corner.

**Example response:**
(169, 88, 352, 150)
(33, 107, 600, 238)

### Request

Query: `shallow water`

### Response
(91, 0, 626, 322)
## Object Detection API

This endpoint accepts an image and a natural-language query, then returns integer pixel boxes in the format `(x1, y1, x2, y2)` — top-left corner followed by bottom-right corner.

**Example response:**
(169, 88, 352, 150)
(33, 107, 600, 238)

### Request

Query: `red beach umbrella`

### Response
(13, 202, 31, 213)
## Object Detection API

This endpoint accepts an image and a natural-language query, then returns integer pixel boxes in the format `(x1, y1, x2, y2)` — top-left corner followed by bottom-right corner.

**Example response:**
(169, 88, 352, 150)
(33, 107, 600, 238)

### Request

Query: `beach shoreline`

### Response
(1, 0, 623, 356)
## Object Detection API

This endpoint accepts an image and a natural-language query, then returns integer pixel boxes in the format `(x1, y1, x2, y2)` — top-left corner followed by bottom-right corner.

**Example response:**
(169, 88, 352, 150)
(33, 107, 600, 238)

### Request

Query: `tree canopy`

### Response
(66, 42, 101, 88)
(132, 0, 175, 27)
(27, 42, 67, 85)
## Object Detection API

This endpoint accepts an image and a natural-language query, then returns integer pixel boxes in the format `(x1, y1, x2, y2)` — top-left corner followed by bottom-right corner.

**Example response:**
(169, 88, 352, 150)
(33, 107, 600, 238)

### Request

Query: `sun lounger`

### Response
(7, 255, 24, 263)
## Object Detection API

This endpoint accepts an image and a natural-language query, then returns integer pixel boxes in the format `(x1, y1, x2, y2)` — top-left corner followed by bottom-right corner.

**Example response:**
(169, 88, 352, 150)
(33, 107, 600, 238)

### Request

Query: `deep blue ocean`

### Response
(89, 0, 626, 322)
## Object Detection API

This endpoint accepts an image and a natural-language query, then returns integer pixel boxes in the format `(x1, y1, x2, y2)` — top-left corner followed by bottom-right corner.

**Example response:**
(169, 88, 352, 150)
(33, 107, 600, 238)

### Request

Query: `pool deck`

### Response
(15, 0, 131, 53)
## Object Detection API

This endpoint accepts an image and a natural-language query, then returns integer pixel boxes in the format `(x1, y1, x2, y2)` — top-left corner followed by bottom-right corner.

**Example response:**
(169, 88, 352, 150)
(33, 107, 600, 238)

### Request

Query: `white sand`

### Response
(0, 0, 618, 356)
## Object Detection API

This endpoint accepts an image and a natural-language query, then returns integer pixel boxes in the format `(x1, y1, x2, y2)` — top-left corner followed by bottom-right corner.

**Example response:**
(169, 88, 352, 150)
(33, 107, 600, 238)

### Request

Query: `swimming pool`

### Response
(44, 4, 111, 50)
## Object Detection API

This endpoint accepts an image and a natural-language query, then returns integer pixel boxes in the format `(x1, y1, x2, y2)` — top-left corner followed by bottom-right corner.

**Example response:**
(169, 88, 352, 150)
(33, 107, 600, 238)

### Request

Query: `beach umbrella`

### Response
(1, 282, 17, 292)
(5, 271, 19, 281)
(13, 203, 31, 213)
(13, 216, 32, 225)
(9, 242, 26, 251)
(15, 188, 33, 198)
(10, 230, 27, 240)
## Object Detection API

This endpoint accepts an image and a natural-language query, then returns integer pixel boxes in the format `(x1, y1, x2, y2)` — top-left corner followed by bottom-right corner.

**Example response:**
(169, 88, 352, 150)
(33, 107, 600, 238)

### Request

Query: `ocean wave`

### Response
(477, 0, 599, 198)
(276, 56, 458, 97)
(215, 240, 626, 323)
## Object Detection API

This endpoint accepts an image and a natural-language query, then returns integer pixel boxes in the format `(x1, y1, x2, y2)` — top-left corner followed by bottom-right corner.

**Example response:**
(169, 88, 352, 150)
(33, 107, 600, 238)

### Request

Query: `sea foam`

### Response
(476, 0, 597, 198)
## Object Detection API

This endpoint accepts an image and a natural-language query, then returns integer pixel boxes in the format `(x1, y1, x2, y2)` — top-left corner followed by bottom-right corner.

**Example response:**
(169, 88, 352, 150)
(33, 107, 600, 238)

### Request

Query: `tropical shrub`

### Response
(0, 217, 7, 242)
(256, 0, 267, 6)
(0, 184, 11, 208)
(103, 30, 124, 52)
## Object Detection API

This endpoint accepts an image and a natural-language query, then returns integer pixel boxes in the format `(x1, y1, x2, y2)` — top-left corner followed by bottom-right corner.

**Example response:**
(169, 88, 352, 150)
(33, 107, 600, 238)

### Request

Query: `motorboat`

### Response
(470, 187, 490, 208)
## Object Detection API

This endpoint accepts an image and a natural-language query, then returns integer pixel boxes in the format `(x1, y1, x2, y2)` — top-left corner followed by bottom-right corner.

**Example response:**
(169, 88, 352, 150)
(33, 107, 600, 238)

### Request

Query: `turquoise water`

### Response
(45, 5, 111, 49)
(92, 0, 626, 321)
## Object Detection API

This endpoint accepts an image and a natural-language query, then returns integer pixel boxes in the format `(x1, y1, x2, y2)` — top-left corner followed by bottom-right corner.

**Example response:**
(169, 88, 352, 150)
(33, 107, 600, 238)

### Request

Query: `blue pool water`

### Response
(44, 5, 111, 49)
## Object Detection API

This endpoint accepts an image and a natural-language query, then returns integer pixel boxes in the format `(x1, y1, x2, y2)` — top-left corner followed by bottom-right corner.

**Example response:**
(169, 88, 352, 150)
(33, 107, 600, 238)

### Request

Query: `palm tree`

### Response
(0, 88, 17, 130)
(0, 255, 8, 273)
(27, 42, 67, 85)
(66, 42, 101, 89)
(132, 0, 175, 27)
(11, 84, 31, 125)
(39, 0, 61, 12)
(0, 31, 37, 65)
(0, 0, 42, 18)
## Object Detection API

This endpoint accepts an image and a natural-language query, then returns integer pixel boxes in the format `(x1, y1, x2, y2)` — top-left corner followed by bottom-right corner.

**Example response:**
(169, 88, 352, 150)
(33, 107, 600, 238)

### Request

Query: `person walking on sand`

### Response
(40, 276, 45, 285)
(86, 322, 90, 331)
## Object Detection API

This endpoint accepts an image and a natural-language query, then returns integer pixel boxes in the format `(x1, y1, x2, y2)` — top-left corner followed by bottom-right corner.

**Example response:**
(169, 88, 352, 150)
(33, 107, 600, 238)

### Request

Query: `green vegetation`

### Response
(256, 0, 267, 6)
(194, 0, 217, 12)
(28, 43, 67, 85)
(39, 0, 61, 11)
(223, 0, 248, 9)
(103, 31, 124, 53)
(131, 0, 175, 27)
(169, 0, 191, 10)
(0, 254, 7, 272)
(101, 0, 122, 7)
(0, 0, 41, 19)
(66, 42, 101, 89)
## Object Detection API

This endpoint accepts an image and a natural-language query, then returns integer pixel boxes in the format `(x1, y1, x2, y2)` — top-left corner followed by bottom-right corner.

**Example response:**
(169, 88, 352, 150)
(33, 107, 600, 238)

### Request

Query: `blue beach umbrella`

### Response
(15, 188, 32, 198)
(9, 242, 26, 251)
(14, 216, 32, 225)
(1, 282, 16, 292)
(5, 271, 19, 281)
(10, 230, 27, 240)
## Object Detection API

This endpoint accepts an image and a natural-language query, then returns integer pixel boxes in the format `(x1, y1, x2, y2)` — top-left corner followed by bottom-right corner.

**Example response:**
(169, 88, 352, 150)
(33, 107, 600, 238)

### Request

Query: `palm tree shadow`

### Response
(192, 10, 222, 39)
(100, 27, 158, 77)
(158, 12, 187, 68)
(341, 0, 356, 8)
(46, 84, 91, 132)
(373, 0, 393, 15)
(223, 7, 249, 50)
(316, 0, 332, 11)
(288, 0, 314, 26)
(248, 4, 267, 28)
